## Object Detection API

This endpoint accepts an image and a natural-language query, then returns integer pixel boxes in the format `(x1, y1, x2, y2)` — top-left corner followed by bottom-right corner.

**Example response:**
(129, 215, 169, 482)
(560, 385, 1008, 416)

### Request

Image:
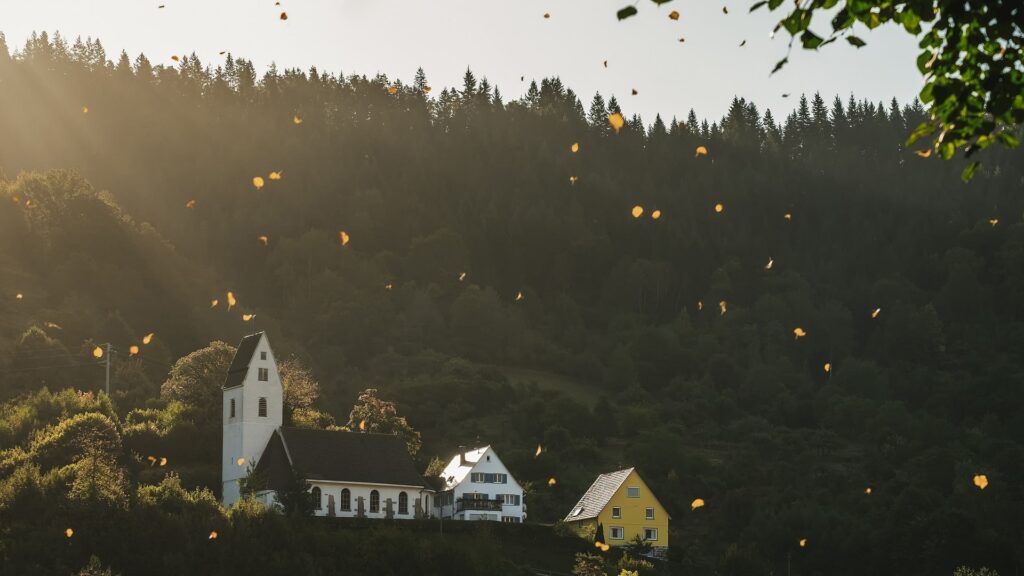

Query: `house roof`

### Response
(437, 446, 489, 490)
(563, 467, 635, 522)
(253, 427, 428, 489)
(223, 332, 263, 389)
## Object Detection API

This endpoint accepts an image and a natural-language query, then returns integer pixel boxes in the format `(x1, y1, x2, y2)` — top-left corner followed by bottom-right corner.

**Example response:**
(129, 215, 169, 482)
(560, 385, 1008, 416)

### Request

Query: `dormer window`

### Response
(260, 351, 267, 360)
(627, 487, 640, 498)
(258, 367, 268, 381)
(258, 397, 267, 417)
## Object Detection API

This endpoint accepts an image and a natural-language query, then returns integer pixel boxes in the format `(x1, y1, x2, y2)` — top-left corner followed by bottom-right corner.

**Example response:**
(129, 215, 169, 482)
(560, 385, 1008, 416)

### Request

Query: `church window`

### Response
(258, 367, 268, 381)
(340, 488, 351, 511)
(398, 492, 408, 515)
(260, 351, 267, 360)
(370, 490, 380, 513)
(311, 486, 322, 510)
(229, 398, 235, 418)
(258, 397, 267, 417)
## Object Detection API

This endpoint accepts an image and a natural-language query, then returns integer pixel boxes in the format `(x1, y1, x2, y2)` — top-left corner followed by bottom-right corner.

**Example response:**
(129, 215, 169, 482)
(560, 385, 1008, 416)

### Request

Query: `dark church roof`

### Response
(223, 332, 263, 390)
(253, 427, 428, 489)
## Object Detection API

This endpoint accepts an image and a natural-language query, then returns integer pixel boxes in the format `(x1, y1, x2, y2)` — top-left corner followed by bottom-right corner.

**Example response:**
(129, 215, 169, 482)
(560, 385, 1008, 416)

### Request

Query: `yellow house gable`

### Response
(565, 468, 669, 549)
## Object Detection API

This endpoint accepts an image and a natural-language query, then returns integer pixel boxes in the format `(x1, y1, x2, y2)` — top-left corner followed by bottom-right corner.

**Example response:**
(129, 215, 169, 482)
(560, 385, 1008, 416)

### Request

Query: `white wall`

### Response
(222, 333, 283, 507)
(306, 481, 432, 519)
(436, 447, 525, 522)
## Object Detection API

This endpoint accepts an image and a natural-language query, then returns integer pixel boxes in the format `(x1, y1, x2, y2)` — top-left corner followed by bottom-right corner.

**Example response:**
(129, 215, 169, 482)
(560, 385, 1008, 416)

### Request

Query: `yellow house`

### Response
(563, 468, 669, 550)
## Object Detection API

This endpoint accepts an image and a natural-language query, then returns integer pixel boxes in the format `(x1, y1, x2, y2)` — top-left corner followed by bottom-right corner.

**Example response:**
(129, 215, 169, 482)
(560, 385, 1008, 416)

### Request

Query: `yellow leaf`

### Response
(185, 199, 196, 209)
(388, 86, 398, 95)
(147, 456, 157, 464)
(697, 300, 703, 311)
(631, 88, 638, 96)
(227, 291, 237, 310)
(719, 300, 727, 315)
(547, 477, 557, 487)
(459, 272, 467, 282)
(651, 209, 662, 220)
(569, 175, 578, 185)
(690, 498, 705, 510)
(81, 106, 89, 114)
(765, 257, 774, 270)
(543, 12, 550, 18)
(608, 112, 625, 133)
(989, 218, 999, 227)
(695, 145, 709, 157)
(823, 362, 831, 373)
(268, 171, 282, 181)
(143, 333, 154, 345)
(571, 142, 580, 153)
(384, 283, 393, 290)
(293, 114, 303, 125)
(973, 474, 989, 490)
(515, 291, 525, 302)
(793, 327, 807, 339)
(359, 419, 366, 431)
(252, 176, 265, 190)
(258, 235, 269, 246)
(171, 55, 180, 62)
(65, 528, 74, 538)
(865, 487, 872, 494)
(15, 293, 23, 300)
(679, 37, 686, 43)
(784, 212, 792, 220)
(129, 345, 140, 356)
(209, 531, 218, 540)
(279, 11, 288, 20)
(423, 85, 432, 93)
(45, 321, 62, 329)
(237, 457, 245, 466)
(243, 314, 255, 322)
(799, 538, 807, 548)
(714, 203, 724, 213)
(93, 346, 104, 359)
(871, 307, 881, 319)
(669, 10, 680, 20)
(159, 457, 167, 466)
(631, 205, 644, 218)
(210, 299, 219, 308)
(535, 444, 543, 458)
(915, 149, 932, 158)
(339, 230, 350, 246)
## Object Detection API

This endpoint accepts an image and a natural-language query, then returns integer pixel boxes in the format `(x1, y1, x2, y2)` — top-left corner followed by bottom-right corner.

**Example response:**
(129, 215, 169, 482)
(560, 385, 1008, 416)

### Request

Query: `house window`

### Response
(229, 398, 236, 418)
(501, 494, 521, 506)
(260, 351, 267, 360)
(340, 489, 351, 511)
(399, 491, 408, 515)
(258, 397, 267, 417)
(470, 472, 508, 483)
(502, 516, 521, 523)
(610, 527, 624, 540)
(645, 507, 654, 520)
(611, 506, 621, 519)
(370, 490, 380, 513)
(627, 486, 640, 498)
(471, 472, 483, 483)
(311, 487, 322, 510)
(258, 367, 269, 381)
(644, 528, 658, 541)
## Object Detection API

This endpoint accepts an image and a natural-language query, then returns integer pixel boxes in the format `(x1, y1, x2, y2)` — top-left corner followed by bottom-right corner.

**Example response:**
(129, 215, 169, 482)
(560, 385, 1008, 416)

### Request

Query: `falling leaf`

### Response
(65, 528, 74, 538)
(171, 55, 180, 62)
(185, 199, 196, 209)
(227, 291, 237, 310)
(547, 477, 557, 487)
(799, 538, 807, 548)
(158, 4, 165, 7)
(237, 457, 245, 466)
(143, 333, 154, 345)
(631, 205, 644, 218)
(147, 455, 157, 464)
(130, 345, 140, 356)
(631, 88, 638, 96)
(973, 474, 989, 490)
(339, 230, 350, 246)
(515, 291, 525, 302)
(387, 86, 398, 95)
(722, 6, 729, 14)
(739, 39, 747, 46)
(252, 176, 265, 190)
(45, 321, 62, 330)
(219, 51, 226, 55)
(459, 272, 467, 282)
(243, 314, 255, 322)
(871, 307, 881, 319)
(765, 257, 774, 270)
(293, 114, 303, 125)
(651, 209, 662, 220)
(608, 112, 625, 133)
(423, 85, 432, 93)
(543, 12, 550, 18)
(697, 301, 703, 311)
(691, 498, 705, 510)
(865, 487, 872, 494)
(384, 283, 393, 290)
(159, 457, 167, 466)
(719, 300, 727, 315)
(598, 542, 610, 552)
(669, 10, 680, 20)
(695, 145, 709, 157)
(679, 37, 686, 43)
(208, 531, 218, 540)
(714, 203, 724, 213)
(210, 299, 219, 308)
(793, 327, 807, 339)
(268, 171, 282, 180)
(571, 142, 580, 153)
(603, 60, 608, 68)
(15, 293, 23, 300)
(359, 419, 366, 431)
(784, 212, 792, 220)
(782, 93, 791, 98)
(93, 346, 104, 359)
(535, 444, 543, 457)
(279, 11, 288, 20)
(989, 219, 999, 227)
(824, 362, 831, 373)
(81, 106, 89, 114)
(258, 235, 269, 246)
(915, 149, 932, 158)
(569, 176, 579, 185)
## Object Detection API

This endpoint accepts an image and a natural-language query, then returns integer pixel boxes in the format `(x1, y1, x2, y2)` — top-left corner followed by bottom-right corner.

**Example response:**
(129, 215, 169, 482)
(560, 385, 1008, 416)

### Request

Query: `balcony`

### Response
(456, 497, 503, 512)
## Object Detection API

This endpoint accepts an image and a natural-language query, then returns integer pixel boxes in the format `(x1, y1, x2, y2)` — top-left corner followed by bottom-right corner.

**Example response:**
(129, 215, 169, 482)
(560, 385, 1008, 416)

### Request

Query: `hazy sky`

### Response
(1, 0, 923, 124)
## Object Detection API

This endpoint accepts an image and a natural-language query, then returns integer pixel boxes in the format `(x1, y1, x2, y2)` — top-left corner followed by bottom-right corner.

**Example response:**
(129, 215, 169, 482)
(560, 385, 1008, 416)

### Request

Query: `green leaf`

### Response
(800, 30, 824, 49)
(650, 0, 674, 4)
(617, 6, 638, 20)
(961, 161, 979, 182)
(846, 36, 866, 48)
(770, 57, 788, 75)
(996, 131, 1021, 148)
(906, 122, 935, 145)
(749, 0, 768, 12)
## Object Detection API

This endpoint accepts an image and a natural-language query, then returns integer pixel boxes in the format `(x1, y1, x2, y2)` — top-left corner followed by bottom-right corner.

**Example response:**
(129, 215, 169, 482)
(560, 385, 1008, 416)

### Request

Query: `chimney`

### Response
(459, 446, 467, 466)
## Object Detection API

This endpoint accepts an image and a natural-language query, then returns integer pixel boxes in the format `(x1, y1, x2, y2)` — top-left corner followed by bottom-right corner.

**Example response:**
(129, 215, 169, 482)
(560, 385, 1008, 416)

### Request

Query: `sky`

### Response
(0, 0, 924, 124)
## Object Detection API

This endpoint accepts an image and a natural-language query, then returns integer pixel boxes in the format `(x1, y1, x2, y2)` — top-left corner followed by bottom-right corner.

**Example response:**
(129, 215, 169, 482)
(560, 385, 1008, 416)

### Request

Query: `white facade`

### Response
(301, 481, 433, 519)
(434, 446, 526, 523)
(222, 333, 283, 507)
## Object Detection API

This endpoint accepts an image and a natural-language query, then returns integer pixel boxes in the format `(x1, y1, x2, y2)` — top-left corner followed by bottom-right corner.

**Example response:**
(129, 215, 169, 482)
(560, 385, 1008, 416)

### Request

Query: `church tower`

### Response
(222, 332, 283, 507)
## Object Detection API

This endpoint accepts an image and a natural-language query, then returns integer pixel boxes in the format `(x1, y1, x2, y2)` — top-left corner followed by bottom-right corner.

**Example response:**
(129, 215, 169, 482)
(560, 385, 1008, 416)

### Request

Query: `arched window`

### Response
(258, 397, 268, 417)
(340, 488, 351, 512)
(398, 491, 408, 515)
(311, 486, 322, 510)
(370, 490, 380, 513)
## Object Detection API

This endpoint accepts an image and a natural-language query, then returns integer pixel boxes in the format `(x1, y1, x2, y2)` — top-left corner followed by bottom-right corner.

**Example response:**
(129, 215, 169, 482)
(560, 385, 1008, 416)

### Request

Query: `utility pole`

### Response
(104, 343, 111, 396)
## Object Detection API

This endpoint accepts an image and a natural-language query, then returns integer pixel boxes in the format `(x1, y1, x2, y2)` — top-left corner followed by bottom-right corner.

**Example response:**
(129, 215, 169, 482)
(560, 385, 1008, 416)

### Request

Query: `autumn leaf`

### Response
(669, 10, 680, 20)
(608, 112, 625, 133)
(171, 55, 180, 62)
(547, 477, 557, 487)
(571, 142, 580, 153)
(210, 299, 219, 308)
(339, 230, 350, 246)
(691, 498, 705, 510)
(722, 5, 729, 14)
(544, 12, 550, 18)
(915, 149, 932, 158)
(44, 321, 62, 329)
(631, 205, 644, 218)
(973, 474, 989, 490)
(388, 86, 398, 95)
(185, 199, 196, 209)
(268, 171, 282, 181)
(93, 346, 104, 359)
(697, 300, 703, 310)
(423, 85, 432, 93)
(865, 487, 872, 494)
(147, 456, 157, 465)
(243, 314, 255, 322)
(359, 419, 366, 431)
(65, 528, 74, 538)
(515, 291, 525, 302)
(252, 176, 265, 190)
(384, 283, 393, 290)
(989, 219, 999, 227)
(799, 538, 807, 548)
(569, 175, 579, 185)
(293, 114, 303, 125)
(871, 307, 881, 318)
(81, 106, 89, 114)
(824, 362, 831, 373)
(236, 457, 245, 466)
(719, 300, 727, 315)
(143, 333, 154, 345)
(15, 293, 23, 300)
(793, 327, 807, 339)
(784, 212, 792, 220)
(631, 88, 638, 96)
(208, 531, 218, 540)
(258, 235, 269, 246)
(227, 291, 237, 310)
(765, 257, 774, 270)
(279, 11, 288, 20)
(714, 203, 724, 213)
(159, 457, 167, 466)
(651, 209, 662, 220)
(129, 345, 139, 356)
(535, 444, 543, 457)
(695, 145, 708, 156)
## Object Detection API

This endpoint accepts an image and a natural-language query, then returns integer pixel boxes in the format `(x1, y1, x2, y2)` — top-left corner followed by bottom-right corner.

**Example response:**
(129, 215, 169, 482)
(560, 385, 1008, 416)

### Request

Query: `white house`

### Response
(222, 332, 433, 518)
(433, 446, 526, 523)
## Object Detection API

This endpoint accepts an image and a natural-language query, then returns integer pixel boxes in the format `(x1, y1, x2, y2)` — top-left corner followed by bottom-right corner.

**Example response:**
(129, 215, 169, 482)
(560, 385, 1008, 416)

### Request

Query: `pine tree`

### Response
(414, 67, 427, 90)
(461, 67, 477, 99)
(587, 92, 607, 129)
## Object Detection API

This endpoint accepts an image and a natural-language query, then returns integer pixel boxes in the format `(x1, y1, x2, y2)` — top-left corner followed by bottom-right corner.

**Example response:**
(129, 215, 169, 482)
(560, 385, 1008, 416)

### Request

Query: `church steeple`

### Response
(221, 332, 283, 507)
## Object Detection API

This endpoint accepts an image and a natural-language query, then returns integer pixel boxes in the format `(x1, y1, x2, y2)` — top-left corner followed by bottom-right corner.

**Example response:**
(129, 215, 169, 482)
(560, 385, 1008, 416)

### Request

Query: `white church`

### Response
(221, 332, 434, 518)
